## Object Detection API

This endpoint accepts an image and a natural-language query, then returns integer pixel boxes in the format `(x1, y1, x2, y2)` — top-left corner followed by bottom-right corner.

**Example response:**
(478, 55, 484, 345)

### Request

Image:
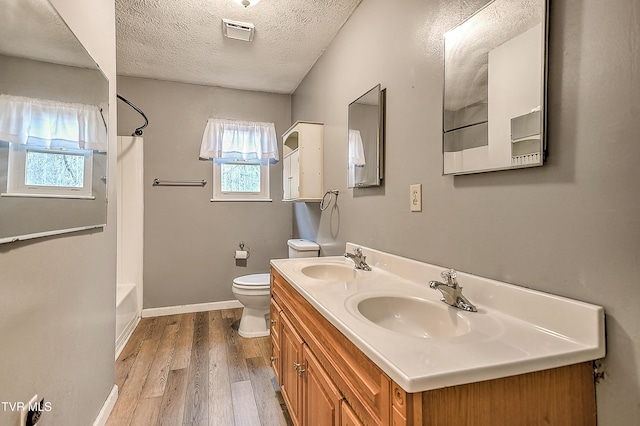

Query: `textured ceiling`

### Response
(116, 0, 362, 94)
(0, 0, 96, 68)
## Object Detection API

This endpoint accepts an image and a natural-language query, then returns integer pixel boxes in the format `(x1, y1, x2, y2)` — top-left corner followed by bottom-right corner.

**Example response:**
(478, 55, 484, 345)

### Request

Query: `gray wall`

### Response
(291, 0, 640, 424)
(0, 0, 117, 425)
(117, 77, 292, 309)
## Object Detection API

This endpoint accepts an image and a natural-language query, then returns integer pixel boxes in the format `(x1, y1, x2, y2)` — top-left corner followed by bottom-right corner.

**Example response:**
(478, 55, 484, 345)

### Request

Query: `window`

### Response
(200, 118, 278, 202)
(212, 160, 270, 201)
(0, 94, 107, 200)
(4, 144, 94, 199)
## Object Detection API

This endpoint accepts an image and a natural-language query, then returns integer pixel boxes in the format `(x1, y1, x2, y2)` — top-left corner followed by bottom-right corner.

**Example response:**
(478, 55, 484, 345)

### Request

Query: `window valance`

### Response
(0, 94, 107, 151)
(199, 118, 279, 164)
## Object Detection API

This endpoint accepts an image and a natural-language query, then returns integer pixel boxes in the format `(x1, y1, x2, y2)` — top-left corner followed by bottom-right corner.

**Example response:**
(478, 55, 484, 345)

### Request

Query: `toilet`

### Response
(232, 239, 320, 338)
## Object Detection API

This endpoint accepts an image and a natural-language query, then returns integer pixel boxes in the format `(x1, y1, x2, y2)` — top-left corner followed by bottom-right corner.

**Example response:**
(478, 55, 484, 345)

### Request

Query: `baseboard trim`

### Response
(141, 299, 243, 318)
(93, 385, 118, 426)
(115, 316, 140, 360)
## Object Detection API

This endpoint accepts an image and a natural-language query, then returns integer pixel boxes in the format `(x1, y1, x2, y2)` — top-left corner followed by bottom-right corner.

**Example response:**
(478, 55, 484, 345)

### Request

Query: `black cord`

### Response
(117, 94, 149, 136)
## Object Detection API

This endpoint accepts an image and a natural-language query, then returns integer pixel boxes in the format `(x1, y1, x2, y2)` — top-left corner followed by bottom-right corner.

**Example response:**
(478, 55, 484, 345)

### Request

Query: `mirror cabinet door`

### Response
(348, 84, 385, 188)
(0, 0, 109, 243)
(443, 0, 548, 175)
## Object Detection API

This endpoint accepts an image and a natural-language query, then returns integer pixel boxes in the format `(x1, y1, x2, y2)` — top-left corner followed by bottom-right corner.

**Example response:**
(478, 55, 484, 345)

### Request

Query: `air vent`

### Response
(222, 18, 255, 42)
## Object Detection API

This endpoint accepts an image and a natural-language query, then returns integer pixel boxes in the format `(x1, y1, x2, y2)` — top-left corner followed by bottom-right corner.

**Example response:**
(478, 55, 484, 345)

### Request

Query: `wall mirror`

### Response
(0, 0, 109, 244)
(348, 84, 385, 188)
(443, 0, 548, 175)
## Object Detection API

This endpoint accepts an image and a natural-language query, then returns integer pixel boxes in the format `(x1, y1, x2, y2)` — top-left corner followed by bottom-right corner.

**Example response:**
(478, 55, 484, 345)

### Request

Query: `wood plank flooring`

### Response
(107, 309, 291, 426)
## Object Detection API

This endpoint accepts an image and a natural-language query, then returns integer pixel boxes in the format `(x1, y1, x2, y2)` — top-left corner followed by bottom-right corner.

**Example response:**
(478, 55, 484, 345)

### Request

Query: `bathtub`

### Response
(116, 283, 139, 358)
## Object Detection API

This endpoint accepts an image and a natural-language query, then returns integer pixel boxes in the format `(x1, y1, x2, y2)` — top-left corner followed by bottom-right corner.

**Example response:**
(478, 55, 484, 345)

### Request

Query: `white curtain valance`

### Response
(0, 94, 107, 151)
(199, 118, 279, 164)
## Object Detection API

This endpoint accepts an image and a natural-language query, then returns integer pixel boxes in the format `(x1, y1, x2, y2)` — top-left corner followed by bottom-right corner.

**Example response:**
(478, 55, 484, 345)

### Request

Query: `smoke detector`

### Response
(222, 19, 255, 42)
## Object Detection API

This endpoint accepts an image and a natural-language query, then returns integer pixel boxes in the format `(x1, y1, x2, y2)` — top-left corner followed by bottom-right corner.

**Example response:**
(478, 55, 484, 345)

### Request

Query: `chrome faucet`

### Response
(429, 269, 477, 312)
(344, 247, 372, 271)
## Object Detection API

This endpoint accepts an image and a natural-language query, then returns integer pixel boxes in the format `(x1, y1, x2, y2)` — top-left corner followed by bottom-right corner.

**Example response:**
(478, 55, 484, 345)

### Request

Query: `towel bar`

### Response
(152, 179, 207, 187)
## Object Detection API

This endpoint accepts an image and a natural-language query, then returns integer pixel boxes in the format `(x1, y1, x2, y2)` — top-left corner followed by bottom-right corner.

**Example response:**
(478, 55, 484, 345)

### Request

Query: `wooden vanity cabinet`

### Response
(272, 268, 393, 425)
(270, 268, 597, 426)
(277, 304, 343, 426)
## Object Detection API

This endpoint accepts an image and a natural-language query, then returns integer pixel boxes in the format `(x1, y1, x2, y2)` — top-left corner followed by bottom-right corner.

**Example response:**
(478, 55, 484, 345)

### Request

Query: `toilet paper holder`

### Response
(235, 242, 250, 260)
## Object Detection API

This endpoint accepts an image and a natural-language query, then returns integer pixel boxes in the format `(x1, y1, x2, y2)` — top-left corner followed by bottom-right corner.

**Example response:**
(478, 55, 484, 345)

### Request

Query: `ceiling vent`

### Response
(222, 19, 255, 42)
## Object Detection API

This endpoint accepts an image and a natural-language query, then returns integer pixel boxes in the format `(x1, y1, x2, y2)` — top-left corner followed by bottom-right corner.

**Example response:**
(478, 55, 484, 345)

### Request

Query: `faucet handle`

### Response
(440, 269, 458, 286)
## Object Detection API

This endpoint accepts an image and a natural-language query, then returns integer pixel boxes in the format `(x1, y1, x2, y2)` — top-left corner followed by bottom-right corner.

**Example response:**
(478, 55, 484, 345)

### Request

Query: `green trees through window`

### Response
(220, 162, 261, 193)
(25, 150, 84, 188)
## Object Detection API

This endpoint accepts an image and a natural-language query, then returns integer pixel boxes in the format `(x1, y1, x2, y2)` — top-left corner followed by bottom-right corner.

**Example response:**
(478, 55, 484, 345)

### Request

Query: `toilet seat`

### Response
(232, 273, 270, 290)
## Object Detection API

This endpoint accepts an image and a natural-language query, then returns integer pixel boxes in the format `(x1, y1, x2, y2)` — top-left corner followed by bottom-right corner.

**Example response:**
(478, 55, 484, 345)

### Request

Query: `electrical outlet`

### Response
(410, 184, 422, 212)
(19, 394, 38, 426)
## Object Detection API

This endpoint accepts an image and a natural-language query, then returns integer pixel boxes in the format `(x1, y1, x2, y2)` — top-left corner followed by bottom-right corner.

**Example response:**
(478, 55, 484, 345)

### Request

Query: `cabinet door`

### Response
(302, 344, 343, 426)
(270, 298, 282, 383)
(289, 150, 300, 199)
(283, 154, 292, 200)
(340, 402, 363, 426)
(281, 313, 304, 426)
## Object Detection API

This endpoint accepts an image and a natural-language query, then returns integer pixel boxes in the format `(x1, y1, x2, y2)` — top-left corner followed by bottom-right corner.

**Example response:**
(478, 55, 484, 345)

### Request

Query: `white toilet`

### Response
(232, 239, 320, 338)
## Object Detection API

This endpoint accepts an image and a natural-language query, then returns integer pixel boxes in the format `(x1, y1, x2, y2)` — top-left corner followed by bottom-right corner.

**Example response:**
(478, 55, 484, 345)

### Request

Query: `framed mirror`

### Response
(443, 0, 548, 175)
(348, 84, 385, 188)
(0, 0, 109, 244)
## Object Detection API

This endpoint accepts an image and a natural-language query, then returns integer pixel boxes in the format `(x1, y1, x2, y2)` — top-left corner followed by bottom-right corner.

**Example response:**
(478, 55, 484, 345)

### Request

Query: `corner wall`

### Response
(291, 0, 640, 423)
(0, 0, 117, 425)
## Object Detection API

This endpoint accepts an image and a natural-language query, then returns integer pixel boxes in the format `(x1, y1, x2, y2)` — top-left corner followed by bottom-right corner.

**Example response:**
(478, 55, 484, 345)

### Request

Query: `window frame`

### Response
(2, 144, 94, 199)
(211, 159, 271, 202)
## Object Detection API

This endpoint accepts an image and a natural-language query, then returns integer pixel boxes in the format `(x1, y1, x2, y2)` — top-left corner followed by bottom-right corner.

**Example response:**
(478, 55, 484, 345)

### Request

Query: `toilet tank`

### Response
(288, 239, 320, 258)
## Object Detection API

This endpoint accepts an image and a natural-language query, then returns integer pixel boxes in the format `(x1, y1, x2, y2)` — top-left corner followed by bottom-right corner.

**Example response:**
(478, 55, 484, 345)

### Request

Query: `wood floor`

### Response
(107, 309, 291, 426)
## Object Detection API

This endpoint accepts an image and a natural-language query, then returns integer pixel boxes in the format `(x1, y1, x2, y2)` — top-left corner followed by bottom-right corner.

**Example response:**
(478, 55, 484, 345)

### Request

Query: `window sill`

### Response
(210, 198, 273, 202)
(1, 192, 96, 200)
(0, 224, 105, 245)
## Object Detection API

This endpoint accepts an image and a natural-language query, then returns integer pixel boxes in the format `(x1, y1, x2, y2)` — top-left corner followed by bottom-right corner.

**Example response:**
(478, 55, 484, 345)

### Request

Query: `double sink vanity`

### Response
(269, 243, 605, 425)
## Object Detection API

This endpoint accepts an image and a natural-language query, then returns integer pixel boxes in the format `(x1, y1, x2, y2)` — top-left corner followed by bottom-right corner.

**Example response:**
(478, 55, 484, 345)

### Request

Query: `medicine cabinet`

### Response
(282, 121, 323, 202)
(0, 0, 109, 244)
(442, 0, 548, 175)
(348, 84, 385, 188)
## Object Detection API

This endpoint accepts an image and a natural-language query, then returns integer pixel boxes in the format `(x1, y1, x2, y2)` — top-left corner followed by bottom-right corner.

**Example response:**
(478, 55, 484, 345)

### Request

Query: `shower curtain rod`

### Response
(117, 94, 149, 137)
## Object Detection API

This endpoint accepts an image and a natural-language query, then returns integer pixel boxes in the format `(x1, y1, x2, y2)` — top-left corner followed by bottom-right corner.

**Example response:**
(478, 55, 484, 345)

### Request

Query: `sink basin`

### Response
(356, 296, 472, 338)
(299, 263, 357, 281)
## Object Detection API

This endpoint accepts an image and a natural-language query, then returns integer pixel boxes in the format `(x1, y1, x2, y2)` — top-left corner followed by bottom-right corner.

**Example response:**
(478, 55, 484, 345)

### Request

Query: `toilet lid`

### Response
(233, 273, 270, 289)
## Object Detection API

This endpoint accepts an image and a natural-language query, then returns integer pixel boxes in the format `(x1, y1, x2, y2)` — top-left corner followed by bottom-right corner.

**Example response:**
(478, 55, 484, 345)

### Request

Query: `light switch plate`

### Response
(410, 184, 422, 212)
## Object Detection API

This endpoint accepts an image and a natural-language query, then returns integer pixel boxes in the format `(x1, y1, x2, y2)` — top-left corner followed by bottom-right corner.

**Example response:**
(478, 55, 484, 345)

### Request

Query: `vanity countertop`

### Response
(270, 243, 605, 393)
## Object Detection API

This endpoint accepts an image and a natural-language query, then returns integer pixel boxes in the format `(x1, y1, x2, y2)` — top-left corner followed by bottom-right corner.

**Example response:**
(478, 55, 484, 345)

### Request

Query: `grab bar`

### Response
(152, 179, 207, 187)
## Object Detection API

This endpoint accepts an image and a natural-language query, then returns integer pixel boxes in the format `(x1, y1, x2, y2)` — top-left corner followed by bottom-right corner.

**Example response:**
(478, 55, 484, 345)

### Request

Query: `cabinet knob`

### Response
(293, 361, 306, 376)
(270, 319, 277, 324)
(270, 356, 277, 361)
